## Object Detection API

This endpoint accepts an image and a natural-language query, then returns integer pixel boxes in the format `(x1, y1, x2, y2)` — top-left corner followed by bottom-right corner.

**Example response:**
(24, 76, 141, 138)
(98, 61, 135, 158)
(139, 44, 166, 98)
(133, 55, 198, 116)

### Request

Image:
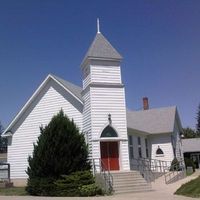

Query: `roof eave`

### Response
(127, 127, 150, 136)
(81, 56, 122, 68)
(2, 74, 83, 136)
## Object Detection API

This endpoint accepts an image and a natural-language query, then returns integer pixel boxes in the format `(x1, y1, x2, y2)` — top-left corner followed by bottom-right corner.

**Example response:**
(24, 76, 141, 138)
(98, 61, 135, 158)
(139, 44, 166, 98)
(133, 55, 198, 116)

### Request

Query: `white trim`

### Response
(2, 74, 83, 136)
(92, 137, 127, 142)
(97, 123, 120, 138)
(51, 76, 83, 104)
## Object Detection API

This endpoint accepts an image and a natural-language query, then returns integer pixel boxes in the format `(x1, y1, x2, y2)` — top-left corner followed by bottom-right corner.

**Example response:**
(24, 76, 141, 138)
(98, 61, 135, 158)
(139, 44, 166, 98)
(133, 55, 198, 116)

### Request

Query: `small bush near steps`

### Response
(55, 171, 103, 196)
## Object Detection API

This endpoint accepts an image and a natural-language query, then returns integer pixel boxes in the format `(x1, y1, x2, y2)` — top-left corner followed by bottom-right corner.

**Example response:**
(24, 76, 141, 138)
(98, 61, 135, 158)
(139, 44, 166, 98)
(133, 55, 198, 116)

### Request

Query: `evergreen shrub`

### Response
(26, 110, 100, 196)
(55, 170, 103, 196)
(170, 158, 180, 171)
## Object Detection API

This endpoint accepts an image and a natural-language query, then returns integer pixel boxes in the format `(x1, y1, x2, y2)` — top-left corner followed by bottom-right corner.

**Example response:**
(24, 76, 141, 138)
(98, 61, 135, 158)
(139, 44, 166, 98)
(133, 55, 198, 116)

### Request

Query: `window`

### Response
(128, 135, 134, 159)
(101, 125, 118, 137)
(145, 138, 149, 158)
(156, 146, 164, 155)
(138, 137, 142, 158)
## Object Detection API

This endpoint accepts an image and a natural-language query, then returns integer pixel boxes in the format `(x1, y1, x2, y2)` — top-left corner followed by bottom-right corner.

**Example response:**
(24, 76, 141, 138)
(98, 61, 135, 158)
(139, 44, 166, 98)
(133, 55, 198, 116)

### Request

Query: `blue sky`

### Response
(0, 0, 200, 129)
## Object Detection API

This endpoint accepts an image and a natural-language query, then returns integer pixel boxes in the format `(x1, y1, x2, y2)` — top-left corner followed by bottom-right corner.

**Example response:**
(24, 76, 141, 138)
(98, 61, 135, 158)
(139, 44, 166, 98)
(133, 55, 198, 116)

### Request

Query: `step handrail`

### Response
(143, 158, 171, 173)
(130, 158, 155, 182)
(92, 158, 113, 193)
(164, 159, 186, 184)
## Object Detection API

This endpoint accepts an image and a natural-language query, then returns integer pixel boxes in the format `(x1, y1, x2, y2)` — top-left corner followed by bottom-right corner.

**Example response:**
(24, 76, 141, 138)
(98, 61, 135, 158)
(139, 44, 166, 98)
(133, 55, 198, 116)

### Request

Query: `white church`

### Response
(3, 25, 183, 188)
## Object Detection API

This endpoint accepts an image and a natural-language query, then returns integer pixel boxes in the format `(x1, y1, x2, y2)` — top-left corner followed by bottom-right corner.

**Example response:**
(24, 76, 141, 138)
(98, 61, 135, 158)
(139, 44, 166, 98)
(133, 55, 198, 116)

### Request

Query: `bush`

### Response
(79, 184, 103, 196)
(26, 171, 102, 196)
(185, 158, 196, 172)
(26, 110, 92, 196)
(26, 177, 56, 196)
(170, 158, 180, 171)
(55, 170, 102, 196)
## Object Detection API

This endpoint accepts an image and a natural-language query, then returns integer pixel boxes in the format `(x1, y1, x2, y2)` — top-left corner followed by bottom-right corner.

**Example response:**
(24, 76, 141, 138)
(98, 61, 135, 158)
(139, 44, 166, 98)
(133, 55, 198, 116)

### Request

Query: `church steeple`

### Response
(81, 31, 122, 67)
(81, 23, 130, 172)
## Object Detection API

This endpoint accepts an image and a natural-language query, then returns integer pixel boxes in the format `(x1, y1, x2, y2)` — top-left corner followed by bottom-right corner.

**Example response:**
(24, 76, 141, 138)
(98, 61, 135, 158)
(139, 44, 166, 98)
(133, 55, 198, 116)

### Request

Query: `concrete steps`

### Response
(111, 171, 152, 194)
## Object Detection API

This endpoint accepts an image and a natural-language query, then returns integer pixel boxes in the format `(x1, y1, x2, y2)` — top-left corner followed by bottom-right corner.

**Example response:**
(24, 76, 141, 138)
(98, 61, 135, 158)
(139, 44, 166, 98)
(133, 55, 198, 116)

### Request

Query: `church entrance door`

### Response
(100, 141, 119, 171)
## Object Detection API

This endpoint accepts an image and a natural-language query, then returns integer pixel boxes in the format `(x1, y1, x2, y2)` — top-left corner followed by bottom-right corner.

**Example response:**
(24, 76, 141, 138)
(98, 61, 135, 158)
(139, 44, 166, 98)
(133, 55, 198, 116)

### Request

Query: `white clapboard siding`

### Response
(91, 65, 122, 84)
(120, 140, 130, 170)
(8, 81, 83, 179)
(82, 91, 93, 157)
(90, 86, 130, 170)
(83, 73, 91, 89)
(149, 134, 174, 162)
(90, 87, 127, 139)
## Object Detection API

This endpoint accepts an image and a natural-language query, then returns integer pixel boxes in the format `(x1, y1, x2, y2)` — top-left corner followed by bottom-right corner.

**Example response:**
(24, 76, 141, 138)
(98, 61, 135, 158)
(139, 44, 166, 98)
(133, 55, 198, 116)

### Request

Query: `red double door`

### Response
(100, 141, 119, 171)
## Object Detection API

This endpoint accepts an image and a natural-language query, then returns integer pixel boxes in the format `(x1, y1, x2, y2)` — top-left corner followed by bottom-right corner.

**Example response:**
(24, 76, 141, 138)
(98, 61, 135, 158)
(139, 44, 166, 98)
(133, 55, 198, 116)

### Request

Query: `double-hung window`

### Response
(145, 138, 149, 158)
(138, 137, 142, 158)
(128, 135, 134, 159)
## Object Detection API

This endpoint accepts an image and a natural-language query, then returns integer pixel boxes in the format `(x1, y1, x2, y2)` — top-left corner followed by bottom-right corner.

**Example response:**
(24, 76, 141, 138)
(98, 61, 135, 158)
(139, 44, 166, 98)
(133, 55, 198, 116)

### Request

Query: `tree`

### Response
(182, 127, 197, 138)
(196, 103, 200, 136)
(0, 122, 3, 134)
(26, 110, 91, 195)
(0, 122, 7, 153)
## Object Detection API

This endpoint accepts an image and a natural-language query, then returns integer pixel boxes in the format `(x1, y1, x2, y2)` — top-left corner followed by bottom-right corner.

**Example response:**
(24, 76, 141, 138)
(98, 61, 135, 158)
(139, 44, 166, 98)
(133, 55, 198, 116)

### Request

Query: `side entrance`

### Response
(100, 141, 119, 171)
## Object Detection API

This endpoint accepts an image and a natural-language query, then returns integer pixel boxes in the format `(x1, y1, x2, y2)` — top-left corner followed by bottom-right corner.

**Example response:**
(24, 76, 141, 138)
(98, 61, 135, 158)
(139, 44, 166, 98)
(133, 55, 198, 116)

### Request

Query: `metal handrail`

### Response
(164, 159, 186, 184)
(130, 158, 155, 182)
(145, 158, 171, 173)
(92, 158, 113, 193)
(100, 159, 113, 191)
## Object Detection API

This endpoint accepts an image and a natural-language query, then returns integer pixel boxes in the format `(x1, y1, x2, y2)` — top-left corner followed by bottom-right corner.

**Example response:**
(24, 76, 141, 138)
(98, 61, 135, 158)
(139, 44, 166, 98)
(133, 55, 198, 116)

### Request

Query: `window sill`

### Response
(156, 154, 164, 157)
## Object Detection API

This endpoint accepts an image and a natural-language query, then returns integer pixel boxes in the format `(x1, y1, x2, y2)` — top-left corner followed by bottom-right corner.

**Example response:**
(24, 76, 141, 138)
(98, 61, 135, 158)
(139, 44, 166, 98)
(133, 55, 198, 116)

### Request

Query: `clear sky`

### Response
(0, 0, 200, 129)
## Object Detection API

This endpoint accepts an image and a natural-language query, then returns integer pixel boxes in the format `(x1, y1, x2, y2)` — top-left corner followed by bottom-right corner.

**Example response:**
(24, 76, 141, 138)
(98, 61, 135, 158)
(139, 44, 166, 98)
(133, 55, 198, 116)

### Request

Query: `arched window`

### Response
(156, 147, 164, 155)
(101, 125, 118, 137)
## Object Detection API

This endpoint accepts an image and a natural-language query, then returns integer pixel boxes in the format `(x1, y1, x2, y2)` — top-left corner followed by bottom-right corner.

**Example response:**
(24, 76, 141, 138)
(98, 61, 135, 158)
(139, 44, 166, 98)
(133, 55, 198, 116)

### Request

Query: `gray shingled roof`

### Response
(82, 32, 122, 63)
(127, 106, 177, 134)
(52, 74, 83, 102)
(182, 138, 200, 153)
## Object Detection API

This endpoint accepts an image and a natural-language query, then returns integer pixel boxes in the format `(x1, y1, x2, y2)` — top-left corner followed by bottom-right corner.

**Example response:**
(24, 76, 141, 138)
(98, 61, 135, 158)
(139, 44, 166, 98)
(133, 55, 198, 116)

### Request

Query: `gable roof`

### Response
(127, 106, 178, 134)
(82, 32, 122, 65)
(51, 74, 83, 101)
(2, 74, 83, 136)
(182, 138, 200, 153)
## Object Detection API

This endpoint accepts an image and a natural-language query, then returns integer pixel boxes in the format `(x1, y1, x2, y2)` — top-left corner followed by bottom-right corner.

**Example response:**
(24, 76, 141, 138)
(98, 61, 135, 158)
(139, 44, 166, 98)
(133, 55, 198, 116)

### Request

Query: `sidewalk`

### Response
(0, 171, 199, 200)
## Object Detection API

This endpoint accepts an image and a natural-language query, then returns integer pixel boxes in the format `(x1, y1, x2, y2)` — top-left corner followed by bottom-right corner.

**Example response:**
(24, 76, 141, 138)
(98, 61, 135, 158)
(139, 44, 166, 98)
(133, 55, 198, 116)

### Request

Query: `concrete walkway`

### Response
(0, 171, 199, 200)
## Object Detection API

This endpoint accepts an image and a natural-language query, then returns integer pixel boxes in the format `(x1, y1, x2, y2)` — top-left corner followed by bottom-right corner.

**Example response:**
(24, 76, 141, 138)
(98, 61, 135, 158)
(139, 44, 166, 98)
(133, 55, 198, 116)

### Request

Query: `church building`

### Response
(3, 25, 183, 186)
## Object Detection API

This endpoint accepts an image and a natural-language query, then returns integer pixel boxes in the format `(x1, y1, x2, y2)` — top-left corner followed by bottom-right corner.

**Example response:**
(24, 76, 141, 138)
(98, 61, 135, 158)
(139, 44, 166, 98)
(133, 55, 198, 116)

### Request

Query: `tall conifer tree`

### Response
(27, 109, 91, 180)
(196, 104, 200, 136)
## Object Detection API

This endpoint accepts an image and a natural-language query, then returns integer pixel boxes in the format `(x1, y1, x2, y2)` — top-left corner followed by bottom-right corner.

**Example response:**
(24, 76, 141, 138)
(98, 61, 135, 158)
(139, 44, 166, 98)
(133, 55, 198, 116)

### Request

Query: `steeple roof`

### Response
(82, 32, 122, 65)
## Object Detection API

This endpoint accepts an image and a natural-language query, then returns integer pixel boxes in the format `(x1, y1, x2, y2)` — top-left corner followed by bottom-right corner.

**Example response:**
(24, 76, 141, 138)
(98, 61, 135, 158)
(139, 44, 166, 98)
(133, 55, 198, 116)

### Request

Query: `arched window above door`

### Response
(101, 125, 118, 137)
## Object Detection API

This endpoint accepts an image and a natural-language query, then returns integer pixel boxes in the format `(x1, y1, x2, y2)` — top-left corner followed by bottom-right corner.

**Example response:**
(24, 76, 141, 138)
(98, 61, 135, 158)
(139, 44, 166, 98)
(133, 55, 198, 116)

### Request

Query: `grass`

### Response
(0, 187, 27, 196)
(175, 175, 200, 198)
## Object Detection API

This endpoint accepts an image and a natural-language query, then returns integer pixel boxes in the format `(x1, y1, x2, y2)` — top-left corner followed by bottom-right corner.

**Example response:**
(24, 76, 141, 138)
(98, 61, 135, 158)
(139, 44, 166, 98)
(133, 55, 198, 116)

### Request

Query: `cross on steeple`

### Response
(97, 18, 100, 33)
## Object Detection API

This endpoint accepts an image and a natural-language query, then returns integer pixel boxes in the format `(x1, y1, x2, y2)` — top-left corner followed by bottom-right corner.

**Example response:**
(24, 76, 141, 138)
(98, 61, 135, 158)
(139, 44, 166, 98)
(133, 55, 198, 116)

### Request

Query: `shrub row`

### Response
(26, 170, 103, 196)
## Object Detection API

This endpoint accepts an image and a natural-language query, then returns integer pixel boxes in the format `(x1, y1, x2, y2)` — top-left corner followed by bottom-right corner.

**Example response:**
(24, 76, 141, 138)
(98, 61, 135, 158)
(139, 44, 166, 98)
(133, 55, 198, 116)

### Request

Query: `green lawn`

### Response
(175, 176, 200, 198)
(0, 187, 27, 196)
